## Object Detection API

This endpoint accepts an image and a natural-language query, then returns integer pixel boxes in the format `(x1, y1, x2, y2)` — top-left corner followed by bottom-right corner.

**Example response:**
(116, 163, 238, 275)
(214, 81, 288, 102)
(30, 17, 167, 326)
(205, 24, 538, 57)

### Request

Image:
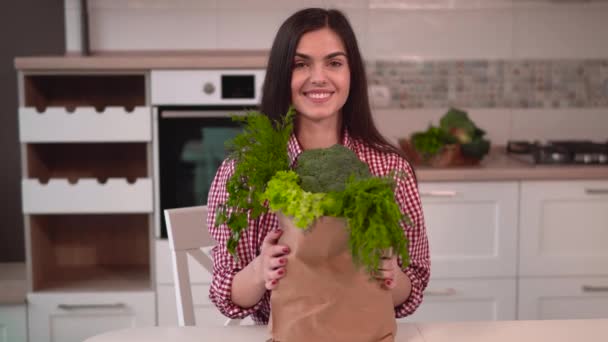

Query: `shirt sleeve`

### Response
(206, 158, 266, 319)
(392, 159, 431, 318)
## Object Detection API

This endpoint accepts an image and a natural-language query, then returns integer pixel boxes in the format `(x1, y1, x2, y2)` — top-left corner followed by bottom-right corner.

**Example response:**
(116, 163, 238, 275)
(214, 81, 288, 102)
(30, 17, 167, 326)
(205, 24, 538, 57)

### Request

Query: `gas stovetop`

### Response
(507, 140, 608, 165)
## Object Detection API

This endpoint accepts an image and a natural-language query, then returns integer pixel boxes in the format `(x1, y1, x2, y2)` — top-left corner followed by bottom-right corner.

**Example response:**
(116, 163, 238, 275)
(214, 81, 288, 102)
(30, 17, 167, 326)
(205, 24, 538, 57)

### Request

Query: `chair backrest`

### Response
(164, 205, 240, 327)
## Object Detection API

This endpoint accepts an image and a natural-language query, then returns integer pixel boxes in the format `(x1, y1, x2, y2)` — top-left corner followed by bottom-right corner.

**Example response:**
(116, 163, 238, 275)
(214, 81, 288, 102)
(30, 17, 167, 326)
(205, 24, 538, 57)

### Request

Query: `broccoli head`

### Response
(295, 144, 371, 193)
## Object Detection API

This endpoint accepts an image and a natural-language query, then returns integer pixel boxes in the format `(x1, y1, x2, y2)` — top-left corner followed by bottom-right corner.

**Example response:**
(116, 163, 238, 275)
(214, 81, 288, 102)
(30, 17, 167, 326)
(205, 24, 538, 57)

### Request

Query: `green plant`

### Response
(410, 126, 454, 159)
(215, 107, 296, 256)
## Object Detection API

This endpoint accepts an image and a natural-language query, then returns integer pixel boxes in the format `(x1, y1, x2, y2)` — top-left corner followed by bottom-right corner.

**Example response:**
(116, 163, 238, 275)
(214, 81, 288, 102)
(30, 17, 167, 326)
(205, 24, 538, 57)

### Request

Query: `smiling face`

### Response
(291, 27, 351, 125)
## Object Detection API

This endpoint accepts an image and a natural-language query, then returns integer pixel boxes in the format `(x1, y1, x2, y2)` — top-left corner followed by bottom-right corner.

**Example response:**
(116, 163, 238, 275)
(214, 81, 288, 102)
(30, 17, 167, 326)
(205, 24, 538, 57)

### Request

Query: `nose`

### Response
(309, 64, 328, 85)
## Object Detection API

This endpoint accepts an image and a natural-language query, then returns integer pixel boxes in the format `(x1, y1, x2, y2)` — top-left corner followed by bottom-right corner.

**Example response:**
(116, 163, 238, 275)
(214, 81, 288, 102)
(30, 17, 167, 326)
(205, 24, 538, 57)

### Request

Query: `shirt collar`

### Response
(287, 130, 356, 167)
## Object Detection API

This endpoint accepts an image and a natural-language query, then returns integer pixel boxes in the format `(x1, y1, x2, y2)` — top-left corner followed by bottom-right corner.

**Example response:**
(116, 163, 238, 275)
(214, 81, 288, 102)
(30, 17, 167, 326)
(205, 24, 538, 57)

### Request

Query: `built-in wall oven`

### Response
(151, 69, 266, 238)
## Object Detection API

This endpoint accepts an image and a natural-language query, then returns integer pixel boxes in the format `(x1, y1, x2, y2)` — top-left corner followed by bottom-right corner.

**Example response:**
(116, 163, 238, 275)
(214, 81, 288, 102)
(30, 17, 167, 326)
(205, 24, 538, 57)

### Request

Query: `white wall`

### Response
(64, 0, 608, 144)
(65, 0, 608, 59)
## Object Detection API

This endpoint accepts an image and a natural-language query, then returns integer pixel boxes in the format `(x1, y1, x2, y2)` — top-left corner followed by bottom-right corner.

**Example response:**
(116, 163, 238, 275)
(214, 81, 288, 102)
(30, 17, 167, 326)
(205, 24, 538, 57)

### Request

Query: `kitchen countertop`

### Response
(85, 319, 608, 342)
(14, 51, 269, 70)
(415, 147, 608, 182)
(0, 263, 27, 304)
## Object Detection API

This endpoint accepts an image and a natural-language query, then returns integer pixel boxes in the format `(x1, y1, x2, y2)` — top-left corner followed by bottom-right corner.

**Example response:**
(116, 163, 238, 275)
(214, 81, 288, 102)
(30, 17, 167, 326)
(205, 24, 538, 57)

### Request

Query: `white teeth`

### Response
(306, 92, 331, 99)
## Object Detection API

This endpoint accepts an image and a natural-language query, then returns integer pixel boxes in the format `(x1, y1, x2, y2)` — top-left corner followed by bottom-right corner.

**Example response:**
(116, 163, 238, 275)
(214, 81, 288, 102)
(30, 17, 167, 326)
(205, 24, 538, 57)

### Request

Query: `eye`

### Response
(329, 60, 344, 68)
(293, 61, 307, 69)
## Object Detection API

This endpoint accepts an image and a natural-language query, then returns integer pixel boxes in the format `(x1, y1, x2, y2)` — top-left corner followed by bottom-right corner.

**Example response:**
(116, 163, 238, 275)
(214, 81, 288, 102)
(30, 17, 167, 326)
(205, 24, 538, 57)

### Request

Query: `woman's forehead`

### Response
(295, 28, 346, 57)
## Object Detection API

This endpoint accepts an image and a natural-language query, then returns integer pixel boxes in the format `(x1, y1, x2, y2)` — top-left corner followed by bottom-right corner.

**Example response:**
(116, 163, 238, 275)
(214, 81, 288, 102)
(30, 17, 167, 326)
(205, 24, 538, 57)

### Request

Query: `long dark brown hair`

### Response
(260, 8, 407, 161)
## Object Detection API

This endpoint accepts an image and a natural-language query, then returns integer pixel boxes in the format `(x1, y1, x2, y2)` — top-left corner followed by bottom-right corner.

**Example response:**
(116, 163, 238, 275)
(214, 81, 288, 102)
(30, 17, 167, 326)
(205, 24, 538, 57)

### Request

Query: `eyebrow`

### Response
(295, 52, 347, 60)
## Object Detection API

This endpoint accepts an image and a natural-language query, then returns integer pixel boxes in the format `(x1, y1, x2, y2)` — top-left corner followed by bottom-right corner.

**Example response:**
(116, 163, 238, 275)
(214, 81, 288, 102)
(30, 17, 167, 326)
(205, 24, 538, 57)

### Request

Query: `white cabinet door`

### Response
(401, 278, 516, 323)
(157, 285, 253, 326)
(0, 305, 27, 342)
(28, 291, 155, 342)
(419, 182, 518, 278)
(519, 181, 608, 276)
(519, 277, 608, 320)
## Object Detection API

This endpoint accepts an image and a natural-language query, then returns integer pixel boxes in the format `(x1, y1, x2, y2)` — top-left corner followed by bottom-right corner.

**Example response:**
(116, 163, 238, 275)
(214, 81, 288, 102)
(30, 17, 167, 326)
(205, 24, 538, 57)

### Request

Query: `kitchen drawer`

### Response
(419, 182, 518, 278)
(28, 291, 155, 342)
(150, 70, 265, 105)
(155, 239, 213, 284)
(19, 106, 152, 142)
(0, 305, 27, 342)
(402, 278, 516, 323)
(157, 284, 253, 326)
(519, 180, 608, 276)
(519, 277, 608, 320)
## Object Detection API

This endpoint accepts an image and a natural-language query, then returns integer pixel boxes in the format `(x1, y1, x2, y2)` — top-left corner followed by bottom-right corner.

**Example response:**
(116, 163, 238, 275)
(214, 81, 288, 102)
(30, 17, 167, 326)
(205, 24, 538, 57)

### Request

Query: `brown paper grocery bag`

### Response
(269, 213, 396, 342)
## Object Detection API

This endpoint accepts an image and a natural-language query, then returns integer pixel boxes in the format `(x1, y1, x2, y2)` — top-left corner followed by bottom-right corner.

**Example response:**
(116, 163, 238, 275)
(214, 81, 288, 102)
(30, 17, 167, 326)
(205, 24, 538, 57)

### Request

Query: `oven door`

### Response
(156, 106, 250, 238)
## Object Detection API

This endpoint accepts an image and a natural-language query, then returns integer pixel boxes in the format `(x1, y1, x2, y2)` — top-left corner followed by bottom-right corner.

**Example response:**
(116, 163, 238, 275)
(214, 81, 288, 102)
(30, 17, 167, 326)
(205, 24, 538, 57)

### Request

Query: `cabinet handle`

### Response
(424, 288, 457, 296)
(582, 285, 608, 293)
(420, 191, 458, 198)
(585, 188, 608, 195)
(57, 303, 127, 310)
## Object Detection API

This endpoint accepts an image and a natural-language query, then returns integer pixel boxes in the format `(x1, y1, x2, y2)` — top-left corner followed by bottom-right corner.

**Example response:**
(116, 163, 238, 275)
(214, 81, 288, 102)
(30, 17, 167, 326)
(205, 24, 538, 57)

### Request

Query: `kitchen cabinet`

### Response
(403, 278, 516, 323)
(0, 305, 27, 342)
(419, 181, 518, 278)
(519, 180, 608, 276)
(518, 277, 608, 320)
(27, 291, 155, 342)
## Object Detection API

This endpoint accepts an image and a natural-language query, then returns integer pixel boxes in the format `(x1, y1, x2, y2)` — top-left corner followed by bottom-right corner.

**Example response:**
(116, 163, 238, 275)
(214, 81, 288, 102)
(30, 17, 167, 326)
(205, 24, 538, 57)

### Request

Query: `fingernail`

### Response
(272, 279, 277, 285)
(279, 258, 286, 264)
(278, 269, 284, 275)
(385, 279, 392, 286)
(283, 247, 290, 253)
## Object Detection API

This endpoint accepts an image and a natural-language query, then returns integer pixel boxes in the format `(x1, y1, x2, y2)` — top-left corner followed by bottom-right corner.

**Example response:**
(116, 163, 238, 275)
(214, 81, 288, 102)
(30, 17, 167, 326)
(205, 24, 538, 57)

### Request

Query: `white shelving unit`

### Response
(17, 72, 157, 342)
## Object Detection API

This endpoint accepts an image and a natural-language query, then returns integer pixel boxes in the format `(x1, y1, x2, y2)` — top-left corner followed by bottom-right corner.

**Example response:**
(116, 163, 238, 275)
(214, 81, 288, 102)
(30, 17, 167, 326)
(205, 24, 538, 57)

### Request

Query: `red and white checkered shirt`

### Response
(207, 131, 430, 325)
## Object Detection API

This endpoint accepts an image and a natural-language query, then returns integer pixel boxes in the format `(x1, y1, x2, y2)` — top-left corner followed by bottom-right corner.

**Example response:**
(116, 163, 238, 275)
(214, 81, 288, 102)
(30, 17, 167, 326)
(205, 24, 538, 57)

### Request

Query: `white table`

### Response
(85, 319, 608, 342)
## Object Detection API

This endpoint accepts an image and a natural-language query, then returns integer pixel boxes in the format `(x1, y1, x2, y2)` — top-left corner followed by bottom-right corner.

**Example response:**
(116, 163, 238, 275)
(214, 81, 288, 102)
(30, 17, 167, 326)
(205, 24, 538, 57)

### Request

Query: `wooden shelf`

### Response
(29, 214, 151, 292)
(24, 74, 146, 111)
(27, 143, 147, 182)
(34, 266, 151, 293)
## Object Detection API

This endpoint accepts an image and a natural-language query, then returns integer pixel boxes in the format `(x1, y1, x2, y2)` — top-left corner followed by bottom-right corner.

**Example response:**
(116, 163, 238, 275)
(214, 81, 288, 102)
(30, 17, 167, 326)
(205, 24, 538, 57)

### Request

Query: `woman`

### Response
(207, 8, 430, 325)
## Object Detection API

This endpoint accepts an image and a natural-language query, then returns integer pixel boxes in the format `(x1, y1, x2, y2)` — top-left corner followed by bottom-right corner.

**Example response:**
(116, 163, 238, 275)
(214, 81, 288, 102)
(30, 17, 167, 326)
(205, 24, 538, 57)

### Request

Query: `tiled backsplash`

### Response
(367, 59, 608, 109)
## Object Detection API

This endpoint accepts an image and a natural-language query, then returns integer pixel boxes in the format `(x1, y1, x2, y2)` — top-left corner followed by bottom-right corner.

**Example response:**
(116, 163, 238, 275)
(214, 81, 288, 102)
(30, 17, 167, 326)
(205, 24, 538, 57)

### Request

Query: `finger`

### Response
(378, 259, 394, 271)
(261, 229, 283, 249)
(265, 279, 279, 290)
(268, 256, 288, 269)
(381, 278, 397, 290)
(374, 270, 394, 280)
(269, 267, 286, 280)
(264, 268, 286, 289)
(266, 244, 290, 258)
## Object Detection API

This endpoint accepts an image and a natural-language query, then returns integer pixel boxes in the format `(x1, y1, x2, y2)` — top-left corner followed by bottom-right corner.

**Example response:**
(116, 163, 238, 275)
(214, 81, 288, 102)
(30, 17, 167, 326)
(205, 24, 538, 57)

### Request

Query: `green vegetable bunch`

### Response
(215, 108, 411, 275)
(411, 126, 455, 159)
(410, 107, 491, 160)
(215, 107, 296, 256)
(262, 166, 411, 275)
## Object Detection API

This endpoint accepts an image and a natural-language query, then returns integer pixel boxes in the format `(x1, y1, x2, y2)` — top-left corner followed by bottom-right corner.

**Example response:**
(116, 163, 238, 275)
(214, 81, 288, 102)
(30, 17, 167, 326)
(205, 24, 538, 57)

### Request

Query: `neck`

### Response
(295, 115, 342, 150)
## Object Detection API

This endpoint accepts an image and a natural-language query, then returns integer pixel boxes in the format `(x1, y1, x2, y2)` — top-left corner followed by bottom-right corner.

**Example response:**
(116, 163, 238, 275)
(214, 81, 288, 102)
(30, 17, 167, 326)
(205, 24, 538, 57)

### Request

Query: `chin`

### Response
(295, 104, 340, 122)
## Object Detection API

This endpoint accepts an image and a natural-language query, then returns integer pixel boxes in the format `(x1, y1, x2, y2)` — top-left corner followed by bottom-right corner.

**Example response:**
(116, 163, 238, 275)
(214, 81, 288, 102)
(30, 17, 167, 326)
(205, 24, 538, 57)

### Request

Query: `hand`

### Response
(258, 229, 290, 290)
(376, 256, 398, 290)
